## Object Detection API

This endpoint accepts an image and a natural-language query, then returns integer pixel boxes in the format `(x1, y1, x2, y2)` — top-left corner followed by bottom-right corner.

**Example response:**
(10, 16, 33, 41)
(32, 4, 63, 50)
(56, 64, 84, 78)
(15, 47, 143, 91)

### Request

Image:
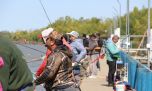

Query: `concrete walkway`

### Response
(80, 58, 113, 91)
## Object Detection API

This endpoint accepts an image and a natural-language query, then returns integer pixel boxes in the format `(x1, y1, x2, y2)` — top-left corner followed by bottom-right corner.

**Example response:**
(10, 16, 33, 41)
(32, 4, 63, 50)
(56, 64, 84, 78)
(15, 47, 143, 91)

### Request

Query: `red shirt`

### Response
(35, 49, 51, 76)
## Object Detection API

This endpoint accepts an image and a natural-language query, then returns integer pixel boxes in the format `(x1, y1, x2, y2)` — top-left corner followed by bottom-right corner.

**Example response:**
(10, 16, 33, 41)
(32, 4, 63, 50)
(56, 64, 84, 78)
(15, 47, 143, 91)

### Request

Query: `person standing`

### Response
(87, 34, 98, 78)
(96, 33, 103, 71)
(105, 35, 120, 86)
(34, 31, 79, 91)
(0, 36, 34, 91)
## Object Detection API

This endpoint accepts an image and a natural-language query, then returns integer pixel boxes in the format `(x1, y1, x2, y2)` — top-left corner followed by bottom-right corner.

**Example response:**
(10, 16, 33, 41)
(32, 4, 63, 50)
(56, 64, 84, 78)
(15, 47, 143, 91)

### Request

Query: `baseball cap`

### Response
(41, 28, 54, 43)
(67, 31, 79, 38)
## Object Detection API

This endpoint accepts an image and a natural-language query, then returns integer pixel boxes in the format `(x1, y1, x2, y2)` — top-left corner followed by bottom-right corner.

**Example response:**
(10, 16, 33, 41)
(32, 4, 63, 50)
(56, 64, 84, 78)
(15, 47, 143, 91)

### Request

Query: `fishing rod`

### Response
(38, 0, 51, 24)
(14, 0, 51, 55)
(14, 0, 51, 62)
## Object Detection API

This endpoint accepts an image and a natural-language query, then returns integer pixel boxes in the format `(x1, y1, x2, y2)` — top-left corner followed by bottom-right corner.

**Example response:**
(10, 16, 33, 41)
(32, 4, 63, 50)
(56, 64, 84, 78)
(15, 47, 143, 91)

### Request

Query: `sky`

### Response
(0, 0, 150, 32)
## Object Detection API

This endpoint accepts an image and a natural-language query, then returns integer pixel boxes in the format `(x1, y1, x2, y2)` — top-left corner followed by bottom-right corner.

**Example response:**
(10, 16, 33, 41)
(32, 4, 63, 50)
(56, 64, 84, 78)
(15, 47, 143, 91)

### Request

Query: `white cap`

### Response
(67, 31, 79, 38)
(41, 28, 54, 43)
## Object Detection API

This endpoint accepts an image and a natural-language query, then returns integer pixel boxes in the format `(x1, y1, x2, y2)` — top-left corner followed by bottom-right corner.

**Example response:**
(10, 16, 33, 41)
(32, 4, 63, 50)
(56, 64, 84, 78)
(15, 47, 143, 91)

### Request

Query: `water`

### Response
(16, 44, 46, 91)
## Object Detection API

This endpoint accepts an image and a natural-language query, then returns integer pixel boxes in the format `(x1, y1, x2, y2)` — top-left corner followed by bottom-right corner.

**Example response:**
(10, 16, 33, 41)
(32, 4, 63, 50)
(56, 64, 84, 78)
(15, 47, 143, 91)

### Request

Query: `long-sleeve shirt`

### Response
(88, 38, 98, 55)
(34, 47, 74, 88)
(70, 39, 87, 63)
(35, 49, 51, 76)
(105, 38, 120, 62)
(0, 37, 33, 91)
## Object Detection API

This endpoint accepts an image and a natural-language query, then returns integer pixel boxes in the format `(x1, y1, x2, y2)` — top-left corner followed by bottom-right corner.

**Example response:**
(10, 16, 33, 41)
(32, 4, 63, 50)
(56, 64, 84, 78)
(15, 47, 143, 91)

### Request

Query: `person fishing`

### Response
(105, 35, 120, 86)
(67, 31, 87, 86)
(34, 29, 79, 91)
(35, 28, 72, 77)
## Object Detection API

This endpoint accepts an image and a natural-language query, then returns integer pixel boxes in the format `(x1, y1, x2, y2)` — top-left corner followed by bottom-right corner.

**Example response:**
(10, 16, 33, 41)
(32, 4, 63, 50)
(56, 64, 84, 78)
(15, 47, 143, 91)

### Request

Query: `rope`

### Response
(91, 53, 105, 63)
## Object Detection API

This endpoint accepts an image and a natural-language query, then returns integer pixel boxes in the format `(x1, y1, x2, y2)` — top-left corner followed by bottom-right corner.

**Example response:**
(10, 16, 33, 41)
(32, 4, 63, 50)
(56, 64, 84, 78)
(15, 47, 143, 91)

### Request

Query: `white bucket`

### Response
(116, 84, 125, 91)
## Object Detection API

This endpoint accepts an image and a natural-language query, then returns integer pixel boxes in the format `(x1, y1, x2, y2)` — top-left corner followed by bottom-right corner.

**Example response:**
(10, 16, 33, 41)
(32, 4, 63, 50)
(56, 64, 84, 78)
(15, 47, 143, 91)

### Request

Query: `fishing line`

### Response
(38, 0, 51, 24)
(16, 0, 51, 55)
(16, 42, 46, 54)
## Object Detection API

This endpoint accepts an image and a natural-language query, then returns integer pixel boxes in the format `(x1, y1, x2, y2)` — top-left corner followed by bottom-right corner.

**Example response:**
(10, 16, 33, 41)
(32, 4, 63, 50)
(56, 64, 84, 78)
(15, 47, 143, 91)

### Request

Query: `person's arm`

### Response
(62, 38, 72, 51)
(75, 43, 87, 62)
(34, 53, 62, 85)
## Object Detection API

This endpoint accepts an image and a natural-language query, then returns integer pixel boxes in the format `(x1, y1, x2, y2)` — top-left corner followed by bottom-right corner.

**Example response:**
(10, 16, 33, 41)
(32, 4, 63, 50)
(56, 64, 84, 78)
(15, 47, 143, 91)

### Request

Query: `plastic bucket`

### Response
(115, 81, 126, 91)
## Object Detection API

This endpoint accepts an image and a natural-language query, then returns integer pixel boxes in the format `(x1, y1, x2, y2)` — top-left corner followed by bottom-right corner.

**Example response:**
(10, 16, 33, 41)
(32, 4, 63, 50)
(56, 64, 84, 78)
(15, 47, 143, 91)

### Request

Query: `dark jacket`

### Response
(35, 45, 74, 89)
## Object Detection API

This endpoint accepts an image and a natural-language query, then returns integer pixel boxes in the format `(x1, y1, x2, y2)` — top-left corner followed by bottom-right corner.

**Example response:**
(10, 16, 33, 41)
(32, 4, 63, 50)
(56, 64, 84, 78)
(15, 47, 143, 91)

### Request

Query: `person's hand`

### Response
(72, 62, 76, 66)
(62, 38, 67, 45)
(34, 73, 40, 79)
(72, 62, 79, 67)
(34, 74, 37, 78)
(62, 38, 72, 51)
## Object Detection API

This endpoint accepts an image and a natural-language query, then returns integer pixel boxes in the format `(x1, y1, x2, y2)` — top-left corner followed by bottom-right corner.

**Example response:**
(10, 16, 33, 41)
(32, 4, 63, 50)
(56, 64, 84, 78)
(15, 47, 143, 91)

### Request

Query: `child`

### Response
(0, 56, 4, 91)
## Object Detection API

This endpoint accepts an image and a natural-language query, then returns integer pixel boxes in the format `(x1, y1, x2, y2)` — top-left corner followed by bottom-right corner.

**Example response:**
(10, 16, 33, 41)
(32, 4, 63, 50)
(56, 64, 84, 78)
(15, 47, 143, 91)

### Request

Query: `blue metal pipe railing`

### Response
(120, 51, 152, 91)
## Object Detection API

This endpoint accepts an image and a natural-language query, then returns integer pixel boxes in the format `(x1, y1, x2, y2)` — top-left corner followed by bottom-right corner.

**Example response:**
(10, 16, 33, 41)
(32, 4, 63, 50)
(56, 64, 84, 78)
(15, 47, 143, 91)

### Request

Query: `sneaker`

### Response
(108, 83, 113, 87)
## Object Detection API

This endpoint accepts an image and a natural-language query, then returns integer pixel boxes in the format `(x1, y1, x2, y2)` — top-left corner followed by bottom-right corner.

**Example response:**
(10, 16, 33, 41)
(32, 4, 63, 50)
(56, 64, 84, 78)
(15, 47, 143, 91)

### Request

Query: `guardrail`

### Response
(120, 51, 152, 91)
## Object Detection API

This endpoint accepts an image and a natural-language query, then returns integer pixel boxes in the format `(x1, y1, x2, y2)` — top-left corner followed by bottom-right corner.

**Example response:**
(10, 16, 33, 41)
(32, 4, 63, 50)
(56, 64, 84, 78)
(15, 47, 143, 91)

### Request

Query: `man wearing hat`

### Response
(34, 29, 79, 91)
(67, 31, 87, 86)
(35, 28, 72, 77)
(35, 28, 54, 77)
(105, 35, 120, 86)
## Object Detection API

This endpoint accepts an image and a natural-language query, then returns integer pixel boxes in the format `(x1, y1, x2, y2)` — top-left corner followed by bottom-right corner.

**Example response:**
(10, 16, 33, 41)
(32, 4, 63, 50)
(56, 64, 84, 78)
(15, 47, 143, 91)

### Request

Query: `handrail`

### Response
(122, 48, 147, 51)
(136, 59, 152, 72)
(123, 51, 152, 72)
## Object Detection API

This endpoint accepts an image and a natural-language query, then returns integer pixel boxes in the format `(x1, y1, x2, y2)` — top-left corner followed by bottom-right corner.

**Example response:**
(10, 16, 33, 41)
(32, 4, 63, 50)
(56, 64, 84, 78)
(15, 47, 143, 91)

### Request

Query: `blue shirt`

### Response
(70, 39, 87, 62)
